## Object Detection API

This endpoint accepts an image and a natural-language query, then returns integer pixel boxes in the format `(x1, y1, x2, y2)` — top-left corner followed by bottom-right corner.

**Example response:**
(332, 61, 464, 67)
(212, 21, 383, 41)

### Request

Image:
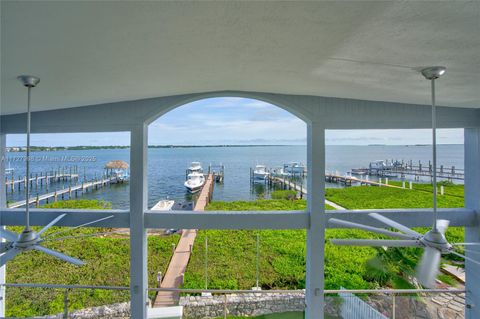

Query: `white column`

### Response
(305, 122, 325, 319)
(464, 128, 480, 319)
(130, 125, 148, 318)
(0, 133, 6, 317)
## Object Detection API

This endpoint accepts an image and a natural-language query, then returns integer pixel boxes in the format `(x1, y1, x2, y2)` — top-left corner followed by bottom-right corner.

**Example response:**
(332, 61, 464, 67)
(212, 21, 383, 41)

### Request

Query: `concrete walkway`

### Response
(325, 199, 346, 210)
(154, 174, 214, 307)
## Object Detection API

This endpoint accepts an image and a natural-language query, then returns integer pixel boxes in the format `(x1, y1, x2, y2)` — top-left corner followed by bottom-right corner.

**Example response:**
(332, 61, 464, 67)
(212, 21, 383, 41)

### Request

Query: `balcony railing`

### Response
(1, 283, 466, 319)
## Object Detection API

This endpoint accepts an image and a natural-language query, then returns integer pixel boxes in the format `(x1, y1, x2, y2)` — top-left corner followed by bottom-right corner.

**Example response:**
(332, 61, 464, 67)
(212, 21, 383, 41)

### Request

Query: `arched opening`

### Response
(146, 97, 309, 308)
(147, 97, 307, 207)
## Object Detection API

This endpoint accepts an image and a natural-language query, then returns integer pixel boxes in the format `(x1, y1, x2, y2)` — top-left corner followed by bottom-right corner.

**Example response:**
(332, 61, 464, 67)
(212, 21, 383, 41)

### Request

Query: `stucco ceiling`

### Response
(1, 1, 479, 115)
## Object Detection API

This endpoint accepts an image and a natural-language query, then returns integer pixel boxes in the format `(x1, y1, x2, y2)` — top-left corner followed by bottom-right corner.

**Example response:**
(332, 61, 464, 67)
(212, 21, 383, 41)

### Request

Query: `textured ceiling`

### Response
(1, 1, 479, 115)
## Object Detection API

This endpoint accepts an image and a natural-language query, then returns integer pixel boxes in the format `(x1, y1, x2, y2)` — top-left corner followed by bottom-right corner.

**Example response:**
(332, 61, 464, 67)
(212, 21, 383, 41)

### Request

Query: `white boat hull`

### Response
(253, 172, 269, 180)
(184, 179, 206, 193)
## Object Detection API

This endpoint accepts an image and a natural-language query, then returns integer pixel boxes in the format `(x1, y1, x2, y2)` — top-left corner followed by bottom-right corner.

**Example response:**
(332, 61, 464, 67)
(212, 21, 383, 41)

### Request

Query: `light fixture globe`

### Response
(17, 75, 40, 88)
(421, 66, 446, 80)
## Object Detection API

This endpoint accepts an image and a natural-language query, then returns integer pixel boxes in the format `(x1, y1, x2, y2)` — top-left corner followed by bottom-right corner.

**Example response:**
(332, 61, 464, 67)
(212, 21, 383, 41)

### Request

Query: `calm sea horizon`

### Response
(5, 144, 464, 209)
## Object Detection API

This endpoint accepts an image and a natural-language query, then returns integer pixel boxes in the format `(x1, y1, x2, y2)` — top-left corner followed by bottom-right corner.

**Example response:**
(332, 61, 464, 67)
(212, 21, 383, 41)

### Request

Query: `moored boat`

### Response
(151, 199, 175, 211)
(284, 162, 306, 175)
(184, 171, 206, 193)
(271, 166, 290, 177)
(188, 161, 203, 173)
(253, 165, 270, 181)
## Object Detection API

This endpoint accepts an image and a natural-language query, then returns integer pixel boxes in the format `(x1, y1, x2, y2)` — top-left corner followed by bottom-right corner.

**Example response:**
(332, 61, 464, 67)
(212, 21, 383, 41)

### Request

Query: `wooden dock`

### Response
(154, 173, 215, 308)
(5, 168, 79, 193)
(356, 159, 464, 181)
(325, 173, 405, 188)
(7, 175, 123, 208)
(208, 164, 225, 183)
(269, 176, 347, 209)
(270, 173, 405, 200)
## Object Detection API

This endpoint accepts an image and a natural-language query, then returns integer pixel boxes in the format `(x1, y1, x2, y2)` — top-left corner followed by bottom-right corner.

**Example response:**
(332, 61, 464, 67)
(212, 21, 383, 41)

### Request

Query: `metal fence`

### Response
(0, 284, 466, 319)
(339, 287, 388, 319)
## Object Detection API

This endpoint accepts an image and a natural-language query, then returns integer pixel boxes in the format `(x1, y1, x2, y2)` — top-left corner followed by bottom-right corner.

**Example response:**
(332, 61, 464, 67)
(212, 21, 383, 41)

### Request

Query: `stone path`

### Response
(429, 291, 465, 319)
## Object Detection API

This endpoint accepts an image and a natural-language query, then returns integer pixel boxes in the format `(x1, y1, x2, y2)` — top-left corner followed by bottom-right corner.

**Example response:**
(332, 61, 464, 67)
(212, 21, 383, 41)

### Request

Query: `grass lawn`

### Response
(325, 185, 463, 209)
(6, 183, 466, 317)
(6, 200, 179, 317)
(388, 181, 464, 198)
(183, 185, 464, 292)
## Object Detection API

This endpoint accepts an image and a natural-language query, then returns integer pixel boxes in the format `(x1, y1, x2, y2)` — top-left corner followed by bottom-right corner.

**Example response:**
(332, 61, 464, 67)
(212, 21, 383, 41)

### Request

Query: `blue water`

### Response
(5, 145, 464, 209)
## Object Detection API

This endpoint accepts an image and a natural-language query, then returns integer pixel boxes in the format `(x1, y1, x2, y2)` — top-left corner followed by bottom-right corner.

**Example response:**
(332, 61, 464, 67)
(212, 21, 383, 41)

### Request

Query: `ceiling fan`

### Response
(329, 66, 480, 288)
(0, 75, 114, 267)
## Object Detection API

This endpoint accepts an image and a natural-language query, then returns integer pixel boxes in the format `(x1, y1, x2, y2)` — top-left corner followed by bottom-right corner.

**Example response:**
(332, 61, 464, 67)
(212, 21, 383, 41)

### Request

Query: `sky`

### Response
(6, 97, 463, 146)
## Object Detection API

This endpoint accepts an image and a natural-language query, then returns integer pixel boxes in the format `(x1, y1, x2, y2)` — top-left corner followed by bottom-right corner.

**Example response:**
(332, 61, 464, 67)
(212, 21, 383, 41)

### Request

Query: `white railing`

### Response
(340, 287, 388, 319)
(1, 283, 466, 319)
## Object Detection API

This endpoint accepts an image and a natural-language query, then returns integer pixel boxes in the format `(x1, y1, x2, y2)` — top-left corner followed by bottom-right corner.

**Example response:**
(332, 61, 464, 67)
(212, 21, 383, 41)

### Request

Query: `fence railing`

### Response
(1, 283, 466, 319)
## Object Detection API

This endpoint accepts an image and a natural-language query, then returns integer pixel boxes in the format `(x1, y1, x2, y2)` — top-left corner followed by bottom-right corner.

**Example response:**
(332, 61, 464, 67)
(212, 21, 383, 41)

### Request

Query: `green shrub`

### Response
(271, 190, 297, 200)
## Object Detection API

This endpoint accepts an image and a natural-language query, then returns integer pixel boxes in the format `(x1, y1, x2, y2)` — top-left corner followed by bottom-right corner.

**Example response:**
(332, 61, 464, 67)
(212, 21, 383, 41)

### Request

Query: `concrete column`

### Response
(0, 133, 6, 317)
(464, 128, 480, 318)
(129, 125, 148, 318)
(305, 122, 325, 319)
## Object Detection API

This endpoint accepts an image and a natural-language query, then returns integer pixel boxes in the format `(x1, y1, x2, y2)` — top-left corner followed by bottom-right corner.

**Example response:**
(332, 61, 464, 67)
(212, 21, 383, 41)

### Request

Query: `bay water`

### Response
(5, 145, 463, 209)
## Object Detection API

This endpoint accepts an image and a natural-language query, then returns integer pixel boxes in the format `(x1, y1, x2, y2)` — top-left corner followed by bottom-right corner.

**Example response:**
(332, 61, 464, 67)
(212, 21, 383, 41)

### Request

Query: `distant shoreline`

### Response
(5, 144, 464, 152)
(6, 145, 299, 152)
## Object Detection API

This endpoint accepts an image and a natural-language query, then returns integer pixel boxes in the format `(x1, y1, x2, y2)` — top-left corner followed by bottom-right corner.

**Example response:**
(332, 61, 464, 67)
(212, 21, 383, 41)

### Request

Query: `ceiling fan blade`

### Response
(416, 246, 441, 288)
(42, 230, 123, 242)
(452, 243, 480, 246)
(44, 215, 114, 238)
(460, 248, 480, 255)
(0, 248, 21, 267)
(33, 245, 84, 266)
(329, 218, 415, 239)
(449, 250, 480, 266)
(436, 219, 449, 235)
(369, 213, 422, 237)
(0, 228, 19, 242)
(330, 239, 420, 247)
(37, 214, 67, 236)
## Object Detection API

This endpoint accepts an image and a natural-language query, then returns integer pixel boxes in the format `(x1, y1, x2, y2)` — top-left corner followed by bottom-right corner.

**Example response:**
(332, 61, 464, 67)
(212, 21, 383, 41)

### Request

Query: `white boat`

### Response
(151, 199, 175, 211)
(253, 165, 270, 180)
(187, 161, 203, 173)
(271, 166, 290, 177)
(284, 162, 306, 174)
(184, 171, 206, 193)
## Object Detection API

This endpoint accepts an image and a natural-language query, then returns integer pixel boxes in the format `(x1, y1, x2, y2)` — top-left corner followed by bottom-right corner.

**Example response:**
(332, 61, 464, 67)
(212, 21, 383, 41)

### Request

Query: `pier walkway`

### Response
(5, 171, 79, 193)
(154, 173, 214, 308)
(7, 176, 121, 208)
(269, 176, 346, 210)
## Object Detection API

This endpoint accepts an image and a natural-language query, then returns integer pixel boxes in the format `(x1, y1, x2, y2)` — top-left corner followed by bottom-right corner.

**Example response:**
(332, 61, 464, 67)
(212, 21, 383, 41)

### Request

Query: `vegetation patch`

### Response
(6, 200, 178, 317)
(325, 185, 463, 209)
(6, 184, 466, 316)
(184, 186, 465, 292)
(271, 190, 297, 200)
